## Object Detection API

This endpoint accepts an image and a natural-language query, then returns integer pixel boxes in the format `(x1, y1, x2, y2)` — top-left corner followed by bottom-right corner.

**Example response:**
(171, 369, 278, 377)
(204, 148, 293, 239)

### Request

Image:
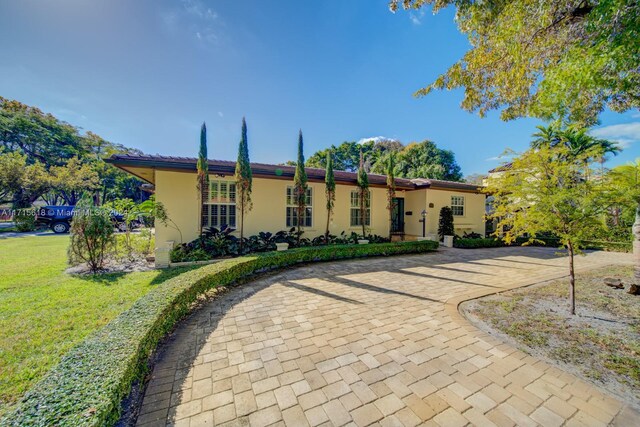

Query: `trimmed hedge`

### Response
(455, 236, 631, 253)
(2, 240, 438, 426)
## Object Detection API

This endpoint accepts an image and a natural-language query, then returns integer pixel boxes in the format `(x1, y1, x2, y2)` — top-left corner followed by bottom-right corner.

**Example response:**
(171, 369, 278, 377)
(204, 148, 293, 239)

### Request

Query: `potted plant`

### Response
(274, 233, 289, 251)
(357, 234, 369, 245)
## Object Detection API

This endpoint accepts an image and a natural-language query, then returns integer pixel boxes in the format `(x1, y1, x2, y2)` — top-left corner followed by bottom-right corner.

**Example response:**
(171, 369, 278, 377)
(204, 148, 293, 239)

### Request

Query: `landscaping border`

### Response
(1, 240, 438, 426)
(454, 237, 631, 252)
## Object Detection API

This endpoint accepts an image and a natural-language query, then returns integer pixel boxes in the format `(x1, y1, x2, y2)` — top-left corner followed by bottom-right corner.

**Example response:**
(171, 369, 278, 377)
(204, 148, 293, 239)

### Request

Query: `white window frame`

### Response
(350, 190, 371, 227)
(286, 186, 313, 227)
(451, 195, 465, 216)
(203, 180, 236, 228)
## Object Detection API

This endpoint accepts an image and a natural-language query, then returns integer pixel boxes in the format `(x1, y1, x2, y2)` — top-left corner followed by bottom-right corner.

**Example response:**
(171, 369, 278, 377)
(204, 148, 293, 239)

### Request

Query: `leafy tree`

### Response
(197, 122, 209, 236)
(324, 150, 336, 240)
(46, 157, 100, 205)
(0, 97, 145, 205)
(438, 206, 455, 240)
(0, 97, 87, 165)
(531, 123, 621, 159)
(390, 0, 640, 124)
(608, 159, 640, 285)
(306, 139, 463, 181)
(0, 152, 49, 208)
(374, 140, 462, 181)
(486, 145, 607, 315)
(386, 152, 396, 238)
(306, 141, 373, 171)
(293, 130, 308, 241)
(356, 150, 370, 238)
(235, 118, 253, 246)
(464, 173, 487, 185)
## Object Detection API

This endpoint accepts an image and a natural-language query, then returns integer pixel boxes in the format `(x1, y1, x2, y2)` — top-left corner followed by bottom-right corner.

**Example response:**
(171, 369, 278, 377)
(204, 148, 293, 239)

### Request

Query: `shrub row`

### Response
(2, 240, 438, 427)
(171, 227, 391, 262)
(455, 236, 631, 252)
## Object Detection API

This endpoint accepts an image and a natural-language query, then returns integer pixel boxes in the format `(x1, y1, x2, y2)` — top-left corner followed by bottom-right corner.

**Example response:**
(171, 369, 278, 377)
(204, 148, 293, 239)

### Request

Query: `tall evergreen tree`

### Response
(235, 117, 253, 248)
(197, 122, 209, 235)
(356, 150, 370, 238)
(293, 130, 308, 241)
(386, 152, 396, 239)
(324, 150, 336, 241)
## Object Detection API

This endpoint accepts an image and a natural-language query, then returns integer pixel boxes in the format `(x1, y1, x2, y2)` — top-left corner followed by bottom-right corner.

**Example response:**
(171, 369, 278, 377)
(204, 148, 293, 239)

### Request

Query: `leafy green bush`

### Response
(67, 206, 115, 272)
(14, 209, 36, 232)
(2, 240, 438, 426)
(171, 227, 392, 262)
(583, 240, 632, 253)
(454, 238, 505, 248)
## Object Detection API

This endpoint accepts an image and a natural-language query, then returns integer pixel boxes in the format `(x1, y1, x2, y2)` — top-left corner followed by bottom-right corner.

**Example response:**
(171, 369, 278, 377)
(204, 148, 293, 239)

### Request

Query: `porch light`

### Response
(419, 209, 427, 237)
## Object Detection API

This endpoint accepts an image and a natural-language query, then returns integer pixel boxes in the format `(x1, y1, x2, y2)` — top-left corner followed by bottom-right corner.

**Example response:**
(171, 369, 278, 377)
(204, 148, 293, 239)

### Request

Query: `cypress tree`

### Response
(356, 150, 370, 238)
(235, 117, 252, 247)
(324, 150, 336, 241)
(386, 152, 396, 239)
(197, 122, 209, 235)
(293, 130, 308, 241)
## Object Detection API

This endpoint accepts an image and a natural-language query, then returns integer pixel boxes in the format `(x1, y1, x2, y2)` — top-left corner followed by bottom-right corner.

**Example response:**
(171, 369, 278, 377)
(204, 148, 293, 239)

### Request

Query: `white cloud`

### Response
(409, 10, 425, 25)
(218, 111, 224, 117)
(357, 136, 399, 145)
(162, 0, 221, 46)
(590, 122, 640, 149)
(631, 112, 640, 118)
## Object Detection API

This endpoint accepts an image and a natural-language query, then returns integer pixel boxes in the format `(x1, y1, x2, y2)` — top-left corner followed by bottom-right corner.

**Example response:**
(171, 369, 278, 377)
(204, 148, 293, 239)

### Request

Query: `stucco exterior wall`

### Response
(153, 170, 486, 250)
(154, 170, 200, 247)
(403, 189, 427, 238)
(425, 189, 486, 237)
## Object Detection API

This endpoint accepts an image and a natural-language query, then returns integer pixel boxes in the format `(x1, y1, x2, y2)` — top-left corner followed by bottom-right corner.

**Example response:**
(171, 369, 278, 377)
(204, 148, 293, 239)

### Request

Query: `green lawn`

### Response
(0, 234, 184, 416)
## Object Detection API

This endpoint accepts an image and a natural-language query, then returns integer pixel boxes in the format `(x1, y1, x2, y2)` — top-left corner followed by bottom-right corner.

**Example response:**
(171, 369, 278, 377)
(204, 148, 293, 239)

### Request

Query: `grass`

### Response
(463, 265, 639, 405)
(0, 234, 186, 416)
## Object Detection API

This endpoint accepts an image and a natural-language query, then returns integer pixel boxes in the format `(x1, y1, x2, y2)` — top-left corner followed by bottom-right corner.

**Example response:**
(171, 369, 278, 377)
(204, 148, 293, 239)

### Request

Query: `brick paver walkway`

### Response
(137, 247, 637, 426)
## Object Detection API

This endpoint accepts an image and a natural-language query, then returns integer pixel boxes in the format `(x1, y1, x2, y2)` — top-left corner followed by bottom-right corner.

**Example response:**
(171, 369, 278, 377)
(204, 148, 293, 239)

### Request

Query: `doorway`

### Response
(391, 197, 404, 233)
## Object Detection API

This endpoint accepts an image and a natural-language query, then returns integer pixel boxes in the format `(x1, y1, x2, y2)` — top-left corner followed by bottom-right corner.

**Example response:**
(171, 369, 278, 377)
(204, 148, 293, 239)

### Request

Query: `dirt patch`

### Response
(66, 258, 155, 275)
(461, 265, 639, 409)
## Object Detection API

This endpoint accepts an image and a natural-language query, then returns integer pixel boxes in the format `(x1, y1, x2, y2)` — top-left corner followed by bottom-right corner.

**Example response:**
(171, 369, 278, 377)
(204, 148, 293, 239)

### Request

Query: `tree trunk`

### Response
(567, 240, 576, 315)
(633, 204, 640, 285)
(239, 200, 245, 251)
(325, 208, 331, 243)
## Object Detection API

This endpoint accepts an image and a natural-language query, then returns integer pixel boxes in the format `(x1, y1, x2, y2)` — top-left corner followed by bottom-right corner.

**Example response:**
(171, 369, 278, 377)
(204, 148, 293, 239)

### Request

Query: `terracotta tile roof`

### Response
(105, 154, 483, 192)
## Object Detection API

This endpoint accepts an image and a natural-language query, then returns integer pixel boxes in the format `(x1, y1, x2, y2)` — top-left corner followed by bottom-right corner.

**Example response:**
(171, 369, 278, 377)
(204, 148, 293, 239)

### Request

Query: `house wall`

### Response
(403, 189, 427, 237)
(153, 170, 486, 253)
(153, 170, 395, 247)
(154, 170, 200, 246)
(425, 189, 486, 237)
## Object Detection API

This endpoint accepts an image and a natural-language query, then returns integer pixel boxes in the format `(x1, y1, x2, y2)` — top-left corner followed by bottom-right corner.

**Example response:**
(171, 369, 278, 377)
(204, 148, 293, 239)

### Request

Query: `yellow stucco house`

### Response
(106, 154, 486, 264)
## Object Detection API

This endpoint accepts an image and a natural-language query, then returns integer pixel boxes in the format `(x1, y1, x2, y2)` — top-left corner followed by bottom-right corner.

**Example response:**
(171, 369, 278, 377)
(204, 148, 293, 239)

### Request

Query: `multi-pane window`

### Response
(202, 180, 236, 228)
(286, 186, 312, 227)
(451, 196, 465, 216)
(350, 190, 371, 227)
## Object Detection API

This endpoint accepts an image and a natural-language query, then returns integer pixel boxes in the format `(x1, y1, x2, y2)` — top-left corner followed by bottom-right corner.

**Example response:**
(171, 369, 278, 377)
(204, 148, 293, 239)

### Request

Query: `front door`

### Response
(391, 198, 404, 233)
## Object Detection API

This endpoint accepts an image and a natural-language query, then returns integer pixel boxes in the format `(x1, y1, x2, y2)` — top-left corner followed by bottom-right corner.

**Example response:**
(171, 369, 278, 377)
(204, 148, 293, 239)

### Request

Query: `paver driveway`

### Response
(137, 247, 637, 426)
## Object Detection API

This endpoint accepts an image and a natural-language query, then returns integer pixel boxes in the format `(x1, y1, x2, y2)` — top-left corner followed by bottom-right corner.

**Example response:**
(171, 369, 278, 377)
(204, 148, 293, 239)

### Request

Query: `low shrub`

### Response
(2, 240, 438, 426)
(583, 240, 632, 253)
(454, 238, 505, 248)
(14, 209, 37, 232)
(68, 206, 115, 272)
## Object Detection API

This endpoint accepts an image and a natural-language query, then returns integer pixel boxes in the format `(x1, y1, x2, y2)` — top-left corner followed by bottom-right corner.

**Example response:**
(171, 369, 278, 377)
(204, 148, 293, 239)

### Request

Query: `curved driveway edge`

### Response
(136, 247, 637, 426)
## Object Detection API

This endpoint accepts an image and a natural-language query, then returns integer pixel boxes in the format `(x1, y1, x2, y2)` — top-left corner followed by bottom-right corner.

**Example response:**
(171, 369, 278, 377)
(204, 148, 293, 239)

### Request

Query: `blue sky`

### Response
(0, 0, 638, 175)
